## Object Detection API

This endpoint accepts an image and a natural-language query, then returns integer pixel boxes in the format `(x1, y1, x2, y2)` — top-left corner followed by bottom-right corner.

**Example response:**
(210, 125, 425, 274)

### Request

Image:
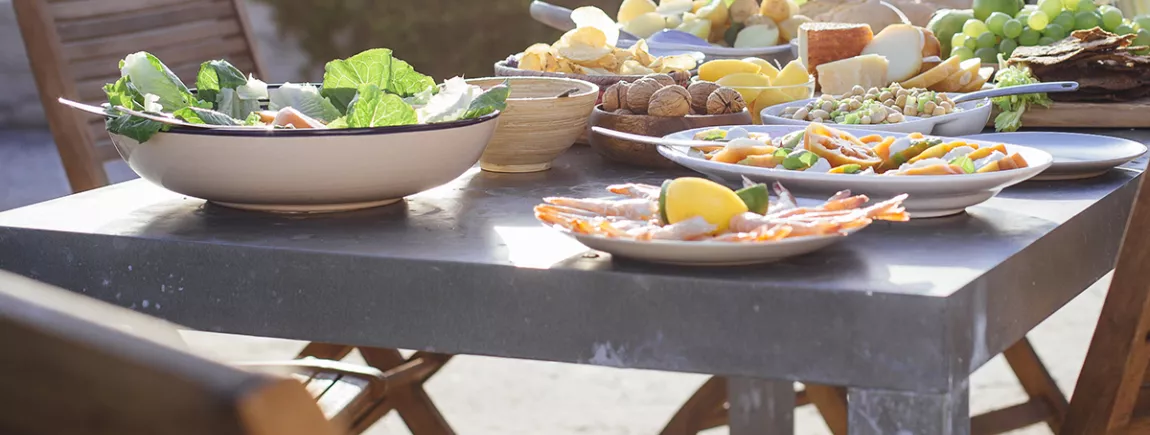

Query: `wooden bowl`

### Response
(587, 105, 753, 168)
(494, 60, 692, 105)
(467, 77, 599, 173)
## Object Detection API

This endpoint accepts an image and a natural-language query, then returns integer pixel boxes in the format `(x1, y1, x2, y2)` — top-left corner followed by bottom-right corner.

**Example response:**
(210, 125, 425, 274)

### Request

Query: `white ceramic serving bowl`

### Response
(759, 96, 993, 136)
(108, 113, 500, 213)
(656, 125, 1053, 218)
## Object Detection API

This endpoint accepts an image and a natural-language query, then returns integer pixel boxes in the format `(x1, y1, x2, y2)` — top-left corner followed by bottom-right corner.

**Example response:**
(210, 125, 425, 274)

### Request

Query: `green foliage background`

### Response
(254, 0, 620, 81)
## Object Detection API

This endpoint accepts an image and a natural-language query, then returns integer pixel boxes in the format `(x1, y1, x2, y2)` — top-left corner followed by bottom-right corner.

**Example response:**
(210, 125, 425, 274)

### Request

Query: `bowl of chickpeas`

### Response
(758, 83, 993, 136)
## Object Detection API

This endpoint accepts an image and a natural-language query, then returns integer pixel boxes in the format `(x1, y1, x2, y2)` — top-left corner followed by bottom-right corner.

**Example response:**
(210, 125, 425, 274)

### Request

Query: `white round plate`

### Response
(568, 231, 852, 266)
(657, 125, 1053, 218)
(760, 97, 992, 136)
(962, 132, 1147, 181)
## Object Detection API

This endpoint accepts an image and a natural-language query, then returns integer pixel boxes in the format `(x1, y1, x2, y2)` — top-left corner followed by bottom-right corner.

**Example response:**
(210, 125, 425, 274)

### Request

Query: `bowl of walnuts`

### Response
(588, 74, 752, 168)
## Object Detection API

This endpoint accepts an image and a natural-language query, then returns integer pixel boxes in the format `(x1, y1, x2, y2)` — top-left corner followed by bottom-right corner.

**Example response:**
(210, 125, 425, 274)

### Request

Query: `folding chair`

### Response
(0, 269, 341, 435)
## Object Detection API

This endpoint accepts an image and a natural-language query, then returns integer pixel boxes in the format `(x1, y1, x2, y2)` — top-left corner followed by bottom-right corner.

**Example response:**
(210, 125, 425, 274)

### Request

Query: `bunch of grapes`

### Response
(952, 1, 1150, 65)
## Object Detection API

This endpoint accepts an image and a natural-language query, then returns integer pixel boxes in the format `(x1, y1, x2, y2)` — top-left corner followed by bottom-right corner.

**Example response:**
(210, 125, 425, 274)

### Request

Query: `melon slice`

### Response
(900, 55, 964, 89)
(933, 58, 982, 92)
(960, 67, 994, 93)
(860, 24, 925, 84)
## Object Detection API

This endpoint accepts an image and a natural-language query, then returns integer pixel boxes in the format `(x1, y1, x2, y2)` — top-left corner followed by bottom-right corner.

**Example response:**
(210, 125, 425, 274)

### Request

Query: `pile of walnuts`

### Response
(601, 74, 747, 117)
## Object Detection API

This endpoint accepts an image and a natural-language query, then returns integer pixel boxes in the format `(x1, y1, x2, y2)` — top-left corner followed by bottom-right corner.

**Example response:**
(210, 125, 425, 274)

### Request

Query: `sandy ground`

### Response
(2, 130, 1109, 434)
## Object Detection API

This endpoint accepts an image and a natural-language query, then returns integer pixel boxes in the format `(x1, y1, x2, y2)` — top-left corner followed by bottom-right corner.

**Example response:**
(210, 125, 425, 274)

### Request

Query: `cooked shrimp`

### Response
(543, 197, 657, 220)
(606, 183, 661, 199)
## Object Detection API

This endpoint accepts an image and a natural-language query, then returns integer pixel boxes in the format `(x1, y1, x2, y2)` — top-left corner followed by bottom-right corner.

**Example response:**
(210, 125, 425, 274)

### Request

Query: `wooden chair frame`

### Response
(12, 0, 265, 193)
(1061, 174, 1150, 435)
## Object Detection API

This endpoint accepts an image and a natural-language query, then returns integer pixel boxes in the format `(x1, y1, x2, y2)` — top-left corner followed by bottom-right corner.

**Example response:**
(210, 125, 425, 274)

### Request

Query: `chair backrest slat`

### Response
(12, 0, 266, 193)
(1061, 175, 1150, 434)
(0, 270, 339, 435)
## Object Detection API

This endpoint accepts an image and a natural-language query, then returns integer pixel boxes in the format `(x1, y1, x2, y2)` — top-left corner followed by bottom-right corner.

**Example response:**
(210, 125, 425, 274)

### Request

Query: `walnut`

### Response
(625, 78, 662, 114)
(687, 81, 720, 115)
(707, 87, 747, 115)
(614, 108, 634, 115)
(648, 85, 690, 117)
(602, 82, 629, 112)
(644, 73, 676, 87)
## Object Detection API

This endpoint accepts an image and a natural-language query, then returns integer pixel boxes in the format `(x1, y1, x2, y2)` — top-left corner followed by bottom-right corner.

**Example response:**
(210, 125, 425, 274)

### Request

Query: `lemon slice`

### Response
(661, 177, 748, 233)
(698, 59, 763, 82)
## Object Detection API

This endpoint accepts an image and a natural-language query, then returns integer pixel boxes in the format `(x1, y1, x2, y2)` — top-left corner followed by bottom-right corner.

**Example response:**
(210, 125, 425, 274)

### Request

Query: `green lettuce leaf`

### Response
(105, 114, 166, 143)
(269, 83, 342, 123)
(344, 84, 418, 128)
(461, 80, 509, 119)
(243, 112, 265, 126)
(172, 107, 240, 126)
(321, 49, 436, 113)
(120, 51, 206, 111)
(325, 117, 349, 129)
(194, 60, 248, 104)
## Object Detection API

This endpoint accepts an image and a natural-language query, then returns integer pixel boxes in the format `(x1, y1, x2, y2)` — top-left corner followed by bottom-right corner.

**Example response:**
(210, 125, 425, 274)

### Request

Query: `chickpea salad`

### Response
(777, 83, 961, 125)
(691, 123, 1030, 176)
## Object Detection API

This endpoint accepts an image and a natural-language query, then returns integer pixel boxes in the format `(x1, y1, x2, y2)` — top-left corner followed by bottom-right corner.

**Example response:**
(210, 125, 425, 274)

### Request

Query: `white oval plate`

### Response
(657, 125, 1053, 218)
(567, 230, 853, 266)
(646, 40, 795, 62)
(759, 96, 993, 137)
(963, 132, 1147, 180)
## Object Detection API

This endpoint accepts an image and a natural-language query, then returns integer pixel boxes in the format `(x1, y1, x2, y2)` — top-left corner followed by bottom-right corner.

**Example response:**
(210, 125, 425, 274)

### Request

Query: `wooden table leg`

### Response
(1002, 337, 1067, 433)
(806, 384, 849, 435)
(661, 377, 727, 435)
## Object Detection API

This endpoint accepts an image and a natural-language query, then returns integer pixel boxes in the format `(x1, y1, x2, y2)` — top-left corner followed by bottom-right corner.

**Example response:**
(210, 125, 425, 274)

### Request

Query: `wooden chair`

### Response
(0, 269, 342, 435)
(1060, 175, 1150, 434)
(12, 3, 457, 431)
(12, 0, 265, 193)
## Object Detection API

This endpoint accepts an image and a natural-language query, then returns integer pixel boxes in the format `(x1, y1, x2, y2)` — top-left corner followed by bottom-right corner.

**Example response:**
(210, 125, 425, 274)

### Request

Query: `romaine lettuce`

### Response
(343, 84, 418, 128)
(269, 83, 341, 123)
(173, 107, 241, 126)
(194, 60, 247, 104)
(415, 77, 482, 123)
(120, 52, 205, 111)
(321, 49, 436, 112)
(462, 80, 510, 119)
(214, 75, 266, 120)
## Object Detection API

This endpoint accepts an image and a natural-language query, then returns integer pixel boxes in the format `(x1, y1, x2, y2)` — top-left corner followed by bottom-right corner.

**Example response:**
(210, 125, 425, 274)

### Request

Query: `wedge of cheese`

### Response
(960, 67, 994, 93)
(860, 24, 925, 84)
(816, 54, 889, 96)
(900, 55, 963, 89)
(933, 58, 982, 92)
(797, 22, 873, 82)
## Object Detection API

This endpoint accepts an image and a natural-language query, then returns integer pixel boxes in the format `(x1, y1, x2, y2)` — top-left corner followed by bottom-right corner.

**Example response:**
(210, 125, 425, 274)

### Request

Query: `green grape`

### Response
(964, 35, 979, 50)
(1076, 0, 1096, 13)
(1038, 36, 1057, 45)
(975, 47, 999, 64)
(1054, 11, 1076, 29)
(1038, 0, 1062, 18)
(1102, 8, 1123, 30)
(1003, 19, 1024, 38)
(976, 32, 998, 48)
(952, 46, 976, 61)
(987, 12, 1012, 35)
(1016, 10, 1031, 22)
(1135, 15, 1150, 31)
(1019, 28, 1042, 45)
(1115, 23, 1135, 35)
(999, 38, 1019, 57)
(951, 33, 969, 51)
(1028, 11, 1050, 30)
(1044, 23, 1067, 39)
(1075, 11, 1100, 29)
(1061, 0, 1078, 11)
(963, 19, 990, 38)
(1136, 29, 1150, 55)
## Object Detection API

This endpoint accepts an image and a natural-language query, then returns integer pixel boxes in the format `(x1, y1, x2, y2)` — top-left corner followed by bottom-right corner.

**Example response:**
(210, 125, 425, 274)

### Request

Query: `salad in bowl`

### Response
(86, 49, 510, 213)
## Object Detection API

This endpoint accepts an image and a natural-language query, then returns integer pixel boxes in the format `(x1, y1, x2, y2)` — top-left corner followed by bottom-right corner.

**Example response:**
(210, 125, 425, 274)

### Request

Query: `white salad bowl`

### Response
(759, 97, 994, 137)
(656, 125, 1053, 218)
(108, 113, 500, 213)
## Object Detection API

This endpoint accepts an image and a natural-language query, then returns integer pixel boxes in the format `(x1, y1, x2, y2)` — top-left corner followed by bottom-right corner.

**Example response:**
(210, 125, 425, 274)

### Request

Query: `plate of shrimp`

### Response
(648, 123, 1053, 218)
(534, 181, 909, 266)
